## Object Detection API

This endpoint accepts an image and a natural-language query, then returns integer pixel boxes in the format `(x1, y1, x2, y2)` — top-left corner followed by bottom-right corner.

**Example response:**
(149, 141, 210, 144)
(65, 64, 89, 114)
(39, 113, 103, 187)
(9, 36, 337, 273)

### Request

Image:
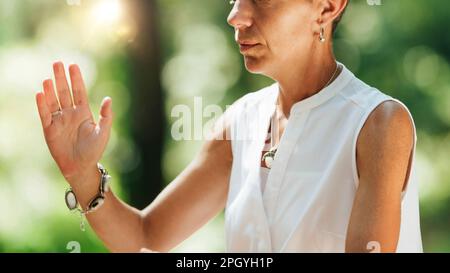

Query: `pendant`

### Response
(265, 155, 274, 169)
(262, 147, 277, 169)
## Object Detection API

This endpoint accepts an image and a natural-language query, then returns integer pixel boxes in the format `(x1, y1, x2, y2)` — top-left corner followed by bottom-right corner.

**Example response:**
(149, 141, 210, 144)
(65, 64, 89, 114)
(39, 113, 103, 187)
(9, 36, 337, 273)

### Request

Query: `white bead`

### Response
(265, 156, 274, 169)
(101, 174, 111, 193)
(65, 191, 77, 210)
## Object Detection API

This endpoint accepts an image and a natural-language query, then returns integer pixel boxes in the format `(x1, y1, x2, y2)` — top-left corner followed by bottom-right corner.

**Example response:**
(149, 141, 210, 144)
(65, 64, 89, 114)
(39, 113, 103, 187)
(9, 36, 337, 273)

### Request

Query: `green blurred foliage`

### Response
(0, 0, 448, 252)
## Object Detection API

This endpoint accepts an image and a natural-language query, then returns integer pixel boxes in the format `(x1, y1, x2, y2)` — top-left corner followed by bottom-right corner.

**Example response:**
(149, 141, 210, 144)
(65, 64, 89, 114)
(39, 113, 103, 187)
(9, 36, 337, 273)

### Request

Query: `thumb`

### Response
(98, 96, 113, 133)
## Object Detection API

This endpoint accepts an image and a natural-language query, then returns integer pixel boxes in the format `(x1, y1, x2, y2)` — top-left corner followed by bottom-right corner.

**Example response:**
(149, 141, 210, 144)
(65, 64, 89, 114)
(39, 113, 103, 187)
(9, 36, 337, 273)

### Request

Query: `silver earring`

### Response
(319, 26, 326, 43)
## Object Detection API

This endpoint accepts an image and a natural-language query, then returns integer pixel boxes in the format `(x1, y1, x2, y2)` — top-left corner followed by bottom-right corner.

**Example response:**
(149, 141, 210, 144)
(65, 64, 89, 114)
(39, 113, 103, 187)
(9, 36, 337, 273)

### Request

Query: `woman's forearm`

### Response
(69, 165, 147, 253)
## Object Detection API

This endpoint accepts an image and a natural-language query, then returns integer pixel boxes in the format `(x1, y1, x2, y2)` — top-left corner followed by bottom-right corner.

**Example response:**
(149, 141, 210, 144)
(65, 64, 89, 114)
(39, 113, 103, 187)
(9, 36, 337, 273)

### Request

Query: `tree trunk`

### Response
(124, 0, 165, 209)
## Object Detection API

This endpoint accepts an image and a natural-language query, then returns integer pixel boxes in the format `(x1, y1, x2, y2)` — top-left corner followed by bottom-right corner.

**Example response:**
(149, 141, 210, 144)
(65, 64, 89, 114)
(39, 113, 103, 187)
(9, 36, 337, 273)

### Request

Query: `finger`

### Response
(36, 92, 52, 129)
(69, 64, 88, 106)
(43, 79, 60, 113)
(53, 61, 74, 109)
(98, 97, 113, 133)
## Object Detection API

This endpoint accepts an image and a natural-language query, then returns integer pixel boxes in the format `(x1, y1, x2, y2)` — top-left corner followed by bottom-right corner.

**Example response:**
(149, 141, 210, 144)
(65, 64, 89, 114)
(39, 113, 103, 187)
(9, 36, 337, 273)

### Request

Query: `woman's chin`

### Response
(243, 56, 267, 74)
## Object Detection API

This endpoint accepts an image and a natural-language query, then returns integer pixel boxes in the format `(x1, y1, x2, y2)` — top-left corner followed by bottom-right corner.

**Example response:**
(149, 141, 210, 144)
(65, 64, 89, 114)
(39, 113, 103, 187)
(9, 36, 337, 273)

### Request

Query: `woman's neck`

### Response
(273, 46, 338, 119)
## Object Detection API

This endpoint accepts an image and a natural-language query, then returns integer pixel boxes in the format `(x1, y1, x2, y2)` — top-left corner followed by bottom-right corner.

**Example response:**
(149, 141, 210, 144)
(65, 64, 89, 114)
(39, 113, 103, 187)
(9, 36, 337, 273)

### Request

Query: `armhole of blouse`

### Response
(351, 98, 417, 197)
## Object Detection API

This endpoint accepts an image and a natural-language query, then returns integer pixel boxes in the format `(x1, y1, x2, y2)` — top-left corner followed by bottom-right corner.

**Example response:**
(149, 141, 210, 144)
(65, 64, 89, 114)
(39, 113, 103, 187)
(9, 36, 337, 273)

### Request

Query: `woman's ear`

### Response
(317, 0, 348, 27)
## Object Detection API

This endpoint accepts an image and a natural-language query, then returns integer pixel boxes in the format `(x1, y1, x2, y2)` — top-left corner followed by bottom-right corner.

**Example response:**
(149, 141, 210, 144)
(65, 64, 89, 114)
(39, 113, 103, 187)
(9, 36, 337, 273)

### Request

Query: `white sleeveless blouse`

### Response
(225, 63, 423, 253)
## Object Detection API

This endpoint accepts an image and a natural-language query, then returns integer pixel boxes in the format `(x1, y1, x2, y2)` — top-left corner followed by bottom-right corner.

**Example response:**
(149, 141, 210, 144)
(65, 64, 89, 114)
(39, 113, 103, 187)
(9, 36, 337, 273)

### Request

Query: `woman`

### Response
(35, 0, 422, 252)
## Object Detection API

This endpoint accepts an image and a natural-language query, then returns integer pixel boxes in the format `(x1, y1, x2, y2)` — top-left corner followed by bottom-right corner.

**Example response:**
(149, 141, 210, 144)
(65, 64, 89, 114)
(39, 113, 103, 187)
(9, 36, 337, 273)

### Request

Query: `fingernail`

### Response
(53, 61, 63, 72)
(69, 64, 78, 71)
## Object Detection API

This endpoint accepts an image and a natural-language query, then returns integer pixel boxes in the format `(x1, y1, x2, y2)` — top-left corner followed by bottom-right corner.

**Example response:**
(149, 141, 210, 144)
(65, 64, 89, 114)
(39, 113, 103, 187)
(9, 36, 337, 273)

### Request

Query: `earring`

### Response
(319, 26, 326, 43)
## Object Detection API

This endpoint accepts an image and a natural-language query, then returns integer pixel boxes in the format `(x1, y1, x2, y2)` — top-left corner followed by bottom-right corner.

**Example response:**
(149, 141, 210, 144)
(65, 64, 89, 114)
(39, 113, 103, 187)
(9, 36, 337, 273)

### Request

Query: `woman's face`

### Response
(227, 0, 321, 77)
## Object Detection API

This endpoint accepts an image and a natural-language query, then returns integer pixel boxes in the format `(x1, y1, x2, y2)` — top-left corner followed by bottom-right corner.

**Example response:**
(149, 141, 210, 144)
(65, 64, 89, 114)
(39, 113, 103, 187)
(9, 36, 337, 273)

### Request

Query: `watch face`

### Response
(65, 190, 78, 210)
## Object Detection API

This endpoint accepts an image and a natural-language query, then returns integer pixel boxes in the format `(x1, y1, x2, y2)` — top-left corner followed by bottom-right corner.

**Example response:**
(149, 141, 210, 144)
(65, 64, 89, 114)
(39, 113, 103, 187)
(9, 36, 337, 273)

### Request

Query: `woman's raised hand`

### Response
(35, 62, 113, 186)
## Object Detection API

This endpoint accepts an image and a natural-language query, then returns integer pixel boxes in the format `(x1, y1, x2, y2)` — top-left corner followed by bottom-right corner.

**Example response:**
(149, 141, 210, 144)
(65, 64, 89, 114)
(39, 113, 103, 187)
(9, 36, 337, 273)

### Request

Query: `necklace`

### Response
(262, 62, 341, 169)
(262, 114, 278, 169)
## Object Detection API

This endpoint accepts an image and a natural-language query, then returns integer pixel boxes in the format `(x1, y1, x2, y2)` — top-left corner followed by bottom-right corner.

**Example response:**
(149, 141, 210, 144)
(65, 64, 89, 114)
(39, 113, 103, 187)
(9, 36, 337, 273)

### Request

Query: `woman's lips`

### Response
(238, 43, 260, 53)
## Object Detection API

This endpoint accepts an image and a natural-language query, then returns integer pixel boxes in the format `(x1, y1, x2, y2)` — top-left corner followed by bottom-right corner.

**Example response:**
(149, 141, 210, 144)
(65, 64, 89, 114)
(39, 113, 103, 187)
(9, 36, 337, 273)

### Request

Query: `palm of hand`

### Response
(36, 62, 113, 181)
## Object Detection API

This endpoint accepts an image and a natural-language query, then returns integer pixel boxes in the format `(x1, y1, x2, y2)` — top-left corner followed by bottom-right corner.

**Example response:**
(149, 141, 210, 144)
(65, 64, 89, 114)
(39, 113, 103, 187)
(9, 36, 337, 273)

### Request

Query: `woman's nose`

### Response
(227, 0, 253, 29)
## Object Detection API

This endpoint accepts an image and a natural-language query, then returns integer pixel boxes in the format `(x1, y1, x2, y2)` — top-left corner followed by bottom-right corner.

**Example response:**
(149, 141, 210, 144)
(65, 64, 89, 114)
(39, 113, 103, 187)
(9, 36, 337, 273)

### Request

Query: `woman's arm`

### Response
(66, 134, 232, 253)
(140, 133, 232, 252)
(345, 101, 414, 253)
(36, 62, 233, 252)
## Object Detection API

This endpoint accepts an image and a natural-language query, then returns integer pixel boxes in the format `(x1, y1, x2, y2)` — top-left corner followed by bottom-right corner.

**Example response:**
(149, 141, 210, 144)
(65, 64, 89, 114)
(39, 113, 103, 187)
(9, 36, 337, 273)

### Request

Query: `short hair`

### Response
(332, 1, 349, 34)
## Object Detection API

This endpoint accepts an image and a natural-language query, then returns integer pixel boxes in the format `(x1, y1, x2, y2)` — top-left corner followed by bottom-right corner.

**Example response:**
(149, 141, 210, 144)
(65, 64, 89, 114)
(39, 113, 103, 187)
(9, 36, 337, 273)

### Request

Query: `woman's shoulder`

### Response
(336, 67, 416, 134)
(337, 70, 414, 118)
